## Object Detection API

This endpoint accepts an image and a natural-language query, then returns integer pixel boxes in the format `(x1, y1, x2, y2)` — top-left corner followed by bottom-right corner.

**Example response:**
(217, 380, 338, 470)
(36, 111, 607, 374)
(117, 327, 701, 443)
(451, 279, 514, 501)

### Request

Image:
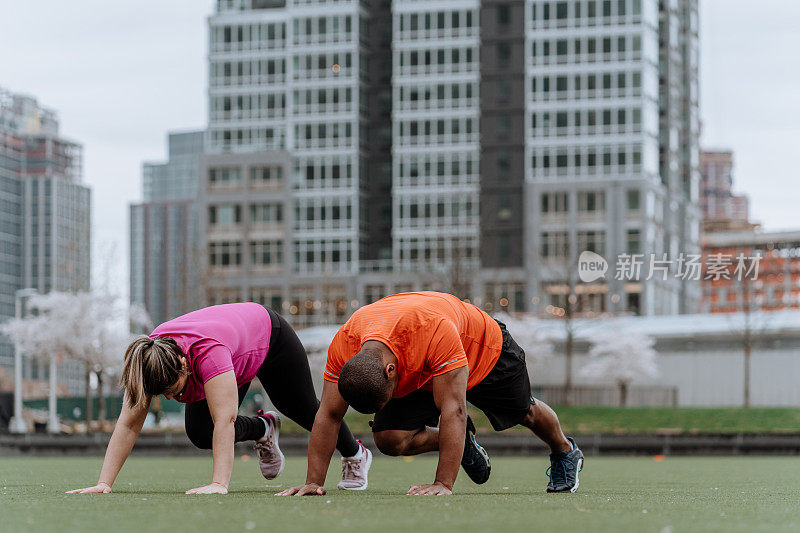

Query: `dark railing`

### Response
(534, 385, 679, 407)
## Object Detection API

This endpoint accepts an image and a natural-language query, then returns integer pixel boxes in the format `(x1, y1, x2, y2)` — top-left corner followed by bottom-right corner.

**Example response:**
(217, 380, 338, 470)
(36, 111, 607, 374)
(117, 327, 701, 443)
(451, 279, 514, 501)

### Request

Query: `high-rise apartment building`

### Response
(141, 0, 701, 327)
(392, 1, 481, 279)
(519, 0, 701, 316)
(130, 131, 204, 326)
(0, 87, 91, 394)
(203, 0, 393, 326)
(391, 0, 701, 316)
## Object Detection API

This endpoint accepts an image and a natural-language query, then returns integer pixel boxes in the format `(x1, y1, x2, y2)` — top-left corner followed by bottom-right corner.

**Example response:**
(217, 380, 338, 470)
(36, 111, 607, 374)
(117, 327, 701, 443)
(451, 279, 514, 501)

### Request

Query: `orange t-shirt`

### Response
(324, 292, 503, 398)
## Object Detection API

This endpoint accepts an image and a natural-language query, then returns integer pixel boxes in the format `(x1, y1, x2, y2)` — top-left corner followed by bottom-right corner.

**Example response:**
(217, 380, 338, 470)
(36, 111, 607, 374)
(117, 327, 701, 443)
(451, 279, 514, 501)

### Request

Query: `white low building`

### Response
(531, 310, 800, 407)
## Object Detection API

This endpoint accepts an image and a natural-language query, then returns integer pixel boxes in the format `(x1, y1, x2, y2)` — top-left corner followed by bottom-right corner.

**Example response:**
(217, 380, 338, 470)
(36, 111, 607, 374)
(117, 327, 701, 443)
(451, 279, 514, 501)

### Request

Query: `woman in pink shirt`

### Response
(67, 303, 371, 495)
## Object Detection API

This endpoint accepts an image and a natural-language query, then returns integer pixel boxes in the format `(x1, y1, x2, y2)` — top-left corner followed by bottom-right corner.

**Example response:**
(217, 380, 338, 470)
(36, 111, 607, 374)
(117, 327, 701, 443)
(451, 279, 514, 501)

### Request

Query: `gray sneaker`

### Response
(546, 436, 584, 493)
(337, 441, 372, 491)
(255, 410, 285, 479)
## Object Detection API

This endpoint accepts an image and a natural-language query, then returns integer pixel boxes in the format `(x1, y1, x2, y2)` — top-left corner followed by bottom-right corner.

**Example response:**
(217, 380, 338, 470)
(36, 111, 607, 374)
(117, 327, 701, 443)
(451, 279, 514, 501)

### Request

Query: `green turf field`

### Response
(2, 455, 798, 533)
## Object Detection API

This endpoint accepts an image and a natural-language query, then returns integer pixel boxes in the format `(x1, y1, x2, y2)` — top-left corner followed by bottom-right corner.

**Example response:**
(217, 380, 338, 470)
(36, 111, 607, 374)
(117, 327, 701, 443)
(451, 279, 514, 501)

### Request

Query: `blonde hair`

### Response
(120, 335, 186, 409)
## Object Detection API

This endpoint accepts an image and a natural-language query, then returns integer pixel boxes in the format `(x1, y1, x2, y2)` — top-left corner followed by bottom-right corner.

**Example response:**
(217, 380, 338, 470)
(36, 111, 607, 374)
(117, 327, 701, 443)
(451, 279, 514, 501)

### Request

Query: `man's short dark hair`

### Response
(338, 348, 392, 414)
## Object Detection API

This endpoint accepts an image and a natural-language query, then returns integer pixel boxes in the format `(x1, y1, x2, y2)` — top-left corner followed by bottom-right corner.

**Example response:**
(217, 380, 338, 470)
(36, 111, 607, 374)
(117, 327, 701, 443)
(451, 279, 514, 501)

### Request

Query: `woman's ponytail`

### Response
(120, 335, 184, 409)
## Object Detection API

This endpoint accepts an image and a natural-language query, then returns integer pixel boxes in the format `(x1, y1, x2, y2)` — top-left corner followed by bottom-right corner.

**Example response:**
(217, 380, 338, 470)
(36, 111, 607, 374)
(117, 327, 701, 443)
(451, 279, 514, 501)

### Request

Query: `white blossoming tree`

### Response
(492, 313, 554, 368)
(580, 326, 659, 406)
(1, 291, 150, 431)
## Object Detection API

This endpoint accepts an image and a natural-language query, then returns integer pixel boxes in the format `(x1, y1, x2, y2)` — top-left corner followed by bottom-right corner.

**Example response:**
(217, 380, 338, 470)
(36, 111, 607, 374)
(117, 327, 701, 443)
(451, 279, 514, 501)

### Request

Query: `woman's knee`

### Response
(185, 421, 213, 449)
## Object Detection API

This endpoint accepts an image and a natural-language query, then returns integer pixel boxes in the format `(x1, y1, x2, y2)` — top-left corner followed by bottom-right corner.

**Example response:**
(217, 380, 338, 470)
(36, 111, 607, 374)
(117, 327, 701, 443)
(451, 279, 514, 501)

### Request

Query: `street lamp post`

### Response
(9, 288, 38, 434)
(47, 354, 59, 433)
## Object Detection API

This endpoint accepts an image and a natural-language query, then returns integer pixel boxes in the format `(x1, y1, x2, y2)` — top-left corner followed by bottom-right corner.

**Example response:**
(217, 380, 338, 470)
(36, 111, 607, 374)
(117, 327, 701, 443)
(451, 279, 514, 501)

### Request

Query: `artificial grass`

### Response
(2, 455, 799, 532)
(270, 406, 800, 436)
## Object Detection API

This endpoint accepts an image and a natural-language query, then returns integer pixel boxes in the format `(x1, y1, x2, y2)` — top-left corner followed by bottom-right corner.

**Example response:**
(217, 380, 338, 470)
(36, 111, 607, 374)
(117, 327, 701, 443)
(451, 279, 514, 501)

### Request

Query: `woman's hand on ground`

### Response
(185, 482, 228, 495)
(275, 483, 326, 496)
(66, 482, 112, 494)
(406, 482, 453, 496)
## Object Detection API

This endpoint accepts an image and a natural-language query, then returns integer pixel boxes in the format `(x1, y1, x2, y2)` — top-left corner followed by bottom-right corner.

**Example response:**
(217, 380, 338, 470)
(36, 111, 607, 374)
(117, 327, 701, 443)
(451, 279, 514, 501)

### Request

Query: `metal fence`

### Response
(533, 385, 679, 407)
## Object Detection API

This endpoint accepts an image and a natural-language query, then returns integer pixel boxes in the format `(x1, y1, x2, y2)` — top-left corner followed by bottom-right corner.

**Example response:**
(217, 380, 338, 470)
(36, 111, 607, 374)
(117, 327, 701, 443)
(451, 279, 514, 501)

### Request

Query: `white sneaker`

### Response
(337, 441, 372, 491)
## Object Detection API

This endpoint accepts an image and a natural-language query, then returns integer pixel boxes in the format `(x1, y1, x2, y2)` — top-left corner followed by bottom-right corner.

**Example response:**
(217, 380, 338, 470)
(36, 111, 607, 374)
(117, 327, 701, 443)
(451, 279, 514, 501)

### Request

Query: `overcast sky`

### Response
(1, 0, 799, 292)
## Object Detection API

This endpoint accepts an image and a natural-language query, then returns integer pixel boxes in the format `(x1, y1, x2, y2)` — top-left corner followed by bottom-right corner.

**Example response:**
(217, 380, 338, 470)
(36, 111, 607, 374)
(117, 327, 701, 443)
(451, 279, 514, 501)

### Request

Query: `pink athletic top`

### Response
(149, 303, 271, 403)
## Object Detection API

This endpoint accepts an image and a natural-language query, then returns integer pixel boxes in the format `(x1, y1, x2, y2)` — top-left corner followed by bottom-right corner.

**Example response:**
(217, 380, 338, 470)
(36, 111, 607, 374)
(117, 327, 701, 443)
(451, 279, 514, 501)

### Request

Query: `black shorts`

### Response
(371, 319, 534, 433)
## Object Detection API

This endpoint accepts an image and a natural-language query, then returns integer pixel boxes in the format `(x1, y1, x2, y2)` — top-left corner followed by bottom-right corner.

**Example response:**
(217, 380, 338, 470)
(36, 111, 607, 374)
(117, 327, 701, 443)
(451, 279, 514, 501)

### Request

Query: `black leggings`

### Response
(184, 308, 360, 457)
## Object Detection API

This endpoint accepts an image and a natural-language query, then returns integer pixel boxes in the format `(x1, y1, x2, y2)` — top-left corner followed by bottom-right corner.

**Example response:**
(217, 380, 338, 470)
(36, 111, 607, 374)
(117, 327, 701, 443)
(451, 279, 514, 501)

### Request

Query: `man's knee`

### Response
(373, 430, 409, 456)
(519, 402, 537, 428)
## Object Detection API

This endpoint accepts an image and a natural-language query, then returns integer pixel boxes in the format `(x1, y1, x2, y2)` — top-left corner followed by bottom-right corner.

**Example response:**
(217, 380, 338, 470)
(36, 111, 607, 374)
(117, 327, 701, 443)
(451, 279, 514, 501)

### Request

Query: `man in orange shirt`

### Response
(278, 292, 583, 496)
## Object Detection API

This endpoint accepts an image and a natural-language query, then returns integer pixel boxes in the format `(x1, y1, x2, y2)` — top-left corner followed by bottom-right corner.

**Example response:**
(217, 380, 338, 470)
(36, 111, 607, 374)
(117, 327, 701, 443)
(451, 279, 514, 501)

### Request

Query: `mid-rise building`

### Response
(700, 150, 754, 233)
(0, 87, 91, 395)
(130, 131, 204, 326)
(702, 229, 800, 314)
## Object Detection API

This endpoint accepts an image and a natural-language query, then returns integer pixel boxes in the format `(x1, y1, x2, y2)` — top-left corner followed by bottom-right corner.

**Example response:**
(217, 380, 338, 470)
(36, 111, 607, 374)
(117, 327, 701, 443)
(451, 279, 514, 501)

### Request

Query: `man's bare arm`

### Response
(276, 380, 349, 496)
(408, 366, 468, 494)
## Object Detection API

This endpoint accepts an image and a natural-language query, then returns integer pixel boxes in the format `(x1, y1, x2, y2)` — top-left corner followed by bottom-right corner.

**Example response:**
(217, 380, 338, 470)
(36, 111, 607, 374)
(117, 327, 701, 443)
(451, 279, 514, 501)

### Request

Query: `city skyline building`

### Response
(702, 229, 800, 314)
(521, 0, 701, 317)
(392, 0, 482, 278)
(200, 0, 397, 326)
(130, 130, 204, 326)
(0, 86, 91, 396)
(699, 149, 754, 233)
(133, 0, 703, 327)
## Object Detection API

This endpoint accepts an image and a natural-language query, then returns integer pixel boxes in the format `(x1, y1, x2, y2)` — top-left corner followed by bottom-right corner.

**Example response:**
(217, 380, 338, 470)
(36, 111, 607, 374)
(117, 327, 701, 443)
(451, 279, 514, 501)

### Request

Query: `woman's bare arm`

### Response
(185, 370, 239, 494)
(66, 397, 150, 493)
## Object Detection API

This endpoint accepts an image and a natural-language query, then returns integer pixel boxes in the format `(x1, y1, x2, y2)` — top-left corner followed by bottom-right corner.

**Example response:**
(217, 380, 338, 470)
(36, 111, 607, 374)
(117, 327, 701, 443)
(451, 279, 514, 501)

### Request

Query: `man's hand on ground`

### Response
(406, 482, 453, 496)
(276, 483, 327, 496)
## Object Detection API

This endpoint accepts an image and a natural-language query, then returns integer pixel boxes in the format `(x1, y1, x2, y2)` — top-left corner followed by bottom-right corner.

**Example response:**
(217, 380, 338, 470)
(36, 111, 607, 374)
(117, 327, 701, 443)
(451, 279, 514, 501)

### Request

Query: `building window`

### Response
(208, 167, 241, 185)
(208, 204, 242, 226)
(249, 240, 284, 266)
(496, 79, 511, 103)
(497, 234, 511, 257)
(556, 2, 569, 19)
(365, 284, 386, 304)
(627, 229, 641, 254)
(250, 166, 283, 183)
(497, 152, 511, 176)
(496, 115, 511, 138)
(497, 4, 510, 26)
(497, 194, 512, 221)
(249, 203, 283, 223)
(209, 241, 242, 267)
(627, 190, 640, 211)
(578, 191, 605, 213)
(578, 230, 605, 255)
(541, 192, 568, 214)
(250, 287, 283, 312)
(497, 42, 511, 64)
(541, 231, 568, 258)
(627, 291, 641, 315)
